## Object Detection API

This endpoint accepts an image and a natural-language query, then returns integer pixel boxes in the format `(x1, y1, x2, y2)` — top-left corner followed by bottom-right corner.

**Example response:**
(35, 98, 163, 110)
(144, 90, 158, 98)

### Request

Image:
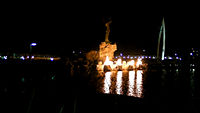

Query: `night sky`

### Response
(1, 4, 200, 55)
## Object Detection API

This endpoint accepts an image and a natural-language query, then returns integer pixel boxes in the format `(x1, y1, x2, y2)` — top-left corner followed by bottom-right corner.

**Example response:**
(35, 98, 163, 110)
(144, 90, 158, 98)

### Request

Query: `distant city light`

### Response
(175, 53, 177, 56)
(190, 53, 193, 56)
(30, 43, 37, 46)
(4, 56, 7, 60)
(176, 57, 179, 59)
(73, 51, 75, 54)
(168, 57, 172, 60)
(21, 77, 25, 82)
(152, 56, 156, 59)
(51, 76, 55, 80)
(50, 58, 54, 61)
(190, 64, 195, 67)
(31, 56, 34, 59)
(120, 53, 123, 56)
(20, 56, 25, 60)
(141, 56, 144, 59)
(130, 56, 133, 59)
(190, 68, 195, 72)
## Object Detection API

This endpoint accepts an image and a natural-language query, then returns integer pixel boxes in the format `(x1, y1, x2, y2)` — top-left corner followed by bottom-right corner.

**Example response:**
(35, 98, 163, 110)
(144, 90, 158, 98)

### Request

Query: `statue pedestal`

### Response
(99, 42, 117, 62)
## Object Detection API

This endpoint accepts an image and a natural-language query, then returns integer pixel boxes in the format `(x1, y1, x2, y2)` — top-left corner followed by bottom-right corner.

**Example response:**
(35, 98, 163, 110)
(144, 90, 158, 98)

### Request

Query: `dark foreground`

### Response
(0, 60, 200, 113)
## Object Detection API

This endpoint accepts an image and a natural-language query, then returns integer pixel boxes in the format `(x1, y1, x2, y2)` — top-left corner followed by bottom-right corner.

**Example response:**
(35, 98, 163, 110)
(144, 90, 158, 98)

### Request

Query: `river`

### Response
(1, 60, 200, 113)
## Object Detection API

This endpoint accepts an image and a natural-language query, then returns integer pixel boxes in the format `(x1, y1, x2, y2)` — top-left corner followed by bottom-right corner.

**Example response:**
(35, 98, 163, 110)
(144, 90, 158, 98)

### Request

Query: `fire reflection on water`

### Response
(116, 71, 123, 95)
(136, 70, 143, 97)
(127, 71, 135, 96)
(101, 70, 143, 98)
(104, 72, 112, 94)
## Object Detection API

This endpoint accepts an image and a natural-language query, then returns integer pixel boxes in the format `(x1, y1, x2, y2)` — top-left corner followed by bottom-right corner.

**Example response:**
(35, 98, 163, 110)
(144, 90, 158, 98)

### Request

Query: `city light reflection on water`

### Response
(101, 70, 144, 98)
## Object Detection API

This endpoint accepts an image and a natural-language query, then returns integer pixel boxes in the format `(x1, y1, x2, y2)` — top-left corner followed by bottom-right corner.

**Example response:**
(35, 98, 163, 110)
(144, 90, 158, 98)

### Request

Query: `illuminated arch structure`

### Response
(157, 18, 166, 61)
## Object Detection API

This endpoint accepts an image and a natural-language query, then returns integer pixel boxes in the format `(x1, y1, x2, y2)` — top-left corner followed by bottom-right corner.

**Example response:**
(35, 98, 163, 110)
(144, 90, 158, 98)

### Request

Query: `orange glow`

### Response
(122, 61, 128, 70)
(97, 61, 104, 70)
(98, 61, 103, 65)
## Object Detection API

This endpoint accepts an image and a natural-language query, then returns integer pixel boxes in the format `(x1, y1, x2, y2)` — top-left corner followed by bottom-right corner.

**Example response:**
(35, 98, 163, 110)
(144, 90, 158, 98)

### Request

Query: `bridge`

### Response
(157, 18, 166, 61)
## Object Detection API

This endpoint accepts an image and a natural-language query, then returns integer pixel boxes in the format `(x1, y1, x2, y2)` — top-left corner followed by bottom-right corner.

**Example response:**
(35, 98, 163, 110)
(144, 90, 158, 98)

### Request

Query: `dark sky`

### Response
(1, 4, 200, 55)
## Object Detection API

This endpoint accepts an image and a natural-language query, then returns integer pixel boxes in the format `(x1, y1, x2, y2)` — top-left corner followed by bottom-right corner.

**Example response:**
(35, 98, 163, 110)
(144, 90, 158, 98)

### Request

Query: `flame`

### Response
(116, 59, 122, 65)
(136, 58, 142, 68)
(97, 56, 145, 71)
(104, 56, 112, 66)
(122, 61, 128, 70)
(127, 60, 135, 66)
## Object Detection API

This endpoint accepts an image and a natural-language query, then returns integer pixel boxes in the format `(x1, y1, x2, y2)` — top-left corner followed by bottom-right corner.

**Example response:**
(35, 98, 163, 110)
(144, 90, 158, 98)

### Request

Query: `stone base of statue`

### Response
(99, 42, 117, 62)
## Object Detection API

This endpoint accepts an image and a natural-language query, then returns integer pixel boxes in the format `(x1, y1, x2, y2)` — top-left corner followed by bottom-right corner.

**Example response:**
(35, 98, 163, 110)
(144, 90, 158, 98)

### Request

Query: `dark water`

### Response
(0, 60, 61, 113)
(67, 65, 200, 113)
(1, 60, 200, 113)
(94, 69, 200, 113)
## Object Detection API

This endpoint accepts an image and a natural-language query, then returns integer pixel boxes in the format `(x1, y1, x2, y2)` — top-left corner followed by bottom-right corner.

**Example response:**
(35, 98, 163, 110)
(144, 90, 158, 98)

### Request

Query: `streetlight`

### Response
(29, 43, 37, 60)
(30, 43, 37, 46)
